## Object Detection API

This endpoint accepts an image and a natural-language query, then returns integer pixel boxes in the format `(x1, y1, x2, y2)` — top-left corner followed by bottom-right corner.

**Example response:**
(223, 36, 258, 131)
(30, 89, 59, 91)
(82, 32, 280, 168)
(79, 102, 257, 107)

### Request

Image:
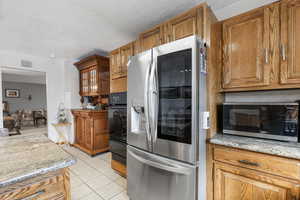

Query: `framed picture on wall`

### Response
(5, 89, 20, 98)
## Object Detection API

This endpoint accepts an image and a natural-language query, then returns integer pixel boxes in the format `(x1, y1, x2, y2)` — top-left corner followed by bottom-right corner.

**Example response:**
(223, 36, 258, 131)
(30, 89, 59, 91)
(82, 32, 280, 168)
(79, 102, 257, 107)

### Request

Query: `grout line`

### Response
(66, 147, 127, 199)
(68, 148, 121, 182)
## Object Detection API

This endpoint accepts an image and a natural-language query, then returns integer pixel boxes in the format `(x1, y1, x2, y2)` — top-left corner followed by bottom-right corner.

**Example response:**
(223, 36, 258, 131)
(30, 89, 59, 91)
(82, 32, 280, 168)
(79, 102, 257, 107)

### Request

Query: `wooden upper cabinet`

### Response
(108, 3, 215, 94)
(133, 39, 141, 55)
(166, 7, 203, 42)
(110, 49, 122, 80)
(75, 55, 110, 96)
(222, 6, 275, 90)
(280, 0, 300, 85)
(120, 43, 133, 77)
(139, 25, 164, 52)
(214, 162, 300, 200)
(89, 66, 98, 95)
(109, 43, 132, 94)
(80, 69, 90, 96)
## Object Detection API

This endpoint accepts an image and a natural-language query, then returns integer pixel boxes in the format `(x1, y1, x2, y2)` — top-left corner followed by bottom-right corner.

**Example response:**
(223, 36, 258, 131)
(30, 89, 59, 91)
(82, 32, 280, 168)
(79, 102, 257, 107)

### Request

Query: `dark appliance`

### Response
(109, 92, 127, 165)
(219, 102, 299, 142)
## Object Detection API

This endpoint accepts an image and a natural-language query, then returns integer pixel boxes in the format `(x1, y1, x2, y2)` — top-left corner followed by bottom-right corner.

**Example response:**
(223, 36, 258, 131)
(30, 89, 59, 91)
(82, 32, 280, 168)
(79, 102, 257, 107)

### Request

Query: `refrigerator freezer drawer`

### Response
(127, 145, 197, 200)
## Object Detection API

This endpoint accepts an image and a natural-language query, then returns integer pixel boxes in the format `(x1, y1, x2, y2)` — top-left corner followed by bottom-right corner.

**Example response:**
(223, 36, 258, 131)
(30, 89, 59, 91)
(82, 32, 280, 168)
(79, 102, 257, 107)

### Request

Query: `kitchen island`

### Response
(0, 133, 76, 199)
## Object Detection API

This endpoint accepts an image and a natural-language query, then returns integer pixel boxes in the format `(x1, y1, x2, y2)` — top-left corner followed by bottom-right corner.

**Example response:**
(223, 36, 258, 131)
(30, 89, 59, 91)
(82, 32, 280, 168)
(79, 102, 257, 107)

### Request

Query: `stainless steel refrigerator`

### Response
(127, 36, 208, 200)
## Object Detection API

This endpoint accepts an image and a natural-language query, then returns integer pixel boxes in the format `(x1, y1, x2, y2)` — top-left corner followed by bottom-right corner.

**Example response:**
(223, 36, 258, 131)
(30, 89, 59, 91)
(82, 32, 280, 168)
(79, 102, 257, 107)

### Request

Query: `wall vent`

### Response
(21, 60, 33, 68)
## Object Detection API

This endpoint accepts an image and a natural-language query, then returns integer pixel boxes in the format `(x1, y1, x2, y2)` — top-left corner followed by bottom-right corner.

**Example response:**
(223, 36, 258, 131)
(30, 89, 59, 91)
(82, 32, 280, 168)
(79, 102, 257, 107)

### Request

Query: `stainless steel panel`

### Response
(223, 102, 298, 105)
(223, 130, 298, 142)
(152, 36, 206, 164)
(127, 145, 197, 200)
(127, 50, 153, 151)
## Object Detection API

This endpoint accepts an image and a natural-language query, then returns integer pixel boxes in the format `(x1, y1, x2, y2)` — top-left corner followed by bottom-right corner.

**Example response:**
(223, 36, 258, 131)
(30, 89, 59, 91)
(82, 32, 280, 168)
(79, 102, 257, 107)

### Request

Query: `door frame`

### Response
(0, 66, 48, 130)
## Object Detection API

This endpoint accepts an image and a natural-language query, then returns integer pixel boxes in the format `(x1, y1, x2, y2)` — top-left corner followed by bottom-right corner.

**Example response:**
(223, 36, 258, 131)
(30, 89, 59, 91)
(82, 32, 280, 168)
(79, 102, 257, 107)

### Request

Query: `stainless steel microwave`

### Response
(218, 102, 299, 142)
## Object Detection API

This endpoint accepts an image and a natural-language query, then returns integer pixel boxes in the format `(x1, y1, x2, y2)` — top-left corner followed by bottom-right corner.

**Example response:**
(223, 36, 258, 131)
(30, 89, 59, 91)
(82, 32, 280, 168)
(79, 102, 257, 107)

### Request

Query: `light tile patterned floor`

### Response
(64, 146, 129, 200)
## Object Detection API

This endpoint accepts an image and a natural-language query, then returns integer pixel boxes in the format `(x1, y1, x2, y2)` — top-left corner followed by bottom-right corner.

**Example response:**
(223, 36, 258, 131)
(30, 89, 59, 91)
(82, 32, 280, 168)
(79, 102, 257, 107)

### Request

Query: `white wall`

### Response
(214, 0, 278, 20)
(0, 50, 65, 142)
(2, 81, 47, 113)
(63, 59, 81, 143)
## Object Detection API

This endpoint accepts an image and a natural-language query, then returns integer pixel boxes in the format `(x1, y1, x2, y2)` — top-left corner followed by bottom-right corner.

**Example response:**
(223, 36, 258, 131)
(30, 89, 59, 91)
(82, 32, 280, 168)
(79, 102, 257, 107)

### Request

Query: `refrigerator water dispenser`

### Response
(131, 105, 146, 134)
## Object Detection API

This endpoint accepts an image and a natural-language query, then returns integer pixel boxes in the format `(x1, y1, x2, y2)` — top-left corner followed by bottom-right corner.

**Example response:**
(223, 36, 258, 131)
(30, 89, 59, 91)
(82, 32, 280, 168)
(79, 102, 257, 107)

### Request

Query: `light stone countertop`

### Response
(0, 133, 76, 187)
(210, 134, 300, 160)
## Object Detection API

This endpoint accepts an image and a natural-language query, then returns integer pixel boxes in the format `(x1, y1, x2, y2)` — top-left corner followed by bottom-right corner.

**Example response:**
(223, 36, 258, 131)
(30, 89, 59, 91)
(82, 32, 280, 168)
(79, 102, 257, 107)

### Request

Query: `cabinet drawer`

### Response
(213, 145, 300, 180)
(0, 174, 66, 200)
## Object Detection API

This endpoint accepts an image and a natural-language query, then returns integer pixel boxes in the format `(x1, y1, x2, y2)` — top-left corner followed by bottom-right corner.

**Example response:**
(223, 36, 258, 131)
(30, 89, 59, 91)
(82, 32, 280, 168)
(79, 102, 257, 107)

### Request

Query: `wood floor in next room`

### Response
(64, 146, 129, 200)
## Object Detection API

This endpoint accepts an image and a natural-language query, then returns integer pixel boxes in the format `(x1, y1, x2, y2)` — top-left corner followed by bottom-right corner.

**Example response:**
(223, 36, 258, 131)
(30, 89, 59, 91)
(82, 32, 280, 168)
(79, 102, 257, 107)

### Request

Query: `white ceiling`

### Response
(0, 0, 271, 60)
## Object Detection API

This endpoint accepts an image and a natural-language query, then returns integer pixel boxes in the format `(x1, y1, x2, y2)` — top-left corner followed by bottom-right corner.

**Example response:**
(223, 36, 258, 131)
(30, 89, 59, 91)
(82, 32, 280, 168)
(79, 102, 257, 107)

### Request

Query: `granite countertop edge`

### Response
(0, 156, 76, 188)
(210, 134, 300, 160)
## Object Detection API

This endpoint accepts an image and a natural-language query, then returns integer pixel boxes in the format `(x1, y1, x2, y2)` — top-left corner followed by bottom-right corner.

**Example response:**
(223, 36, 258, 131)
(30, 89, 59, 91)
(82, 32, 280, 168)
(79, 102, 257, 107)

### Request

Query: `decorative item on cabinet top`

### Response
(74, 55, 110, 97)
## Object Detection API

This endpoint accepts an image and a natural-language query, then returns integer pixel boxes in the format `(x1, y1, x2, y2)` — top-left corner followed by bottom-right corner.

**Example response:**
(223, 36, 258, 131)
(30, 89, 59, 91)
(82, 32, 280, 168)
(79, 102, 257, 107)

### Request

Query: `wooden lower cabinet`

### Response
(214, 162, 300, 200)
(111, 159, 127, 177)
(0, 169, 70, 200)
(212, 145, 300, 200)
(72, 110, 109, 156)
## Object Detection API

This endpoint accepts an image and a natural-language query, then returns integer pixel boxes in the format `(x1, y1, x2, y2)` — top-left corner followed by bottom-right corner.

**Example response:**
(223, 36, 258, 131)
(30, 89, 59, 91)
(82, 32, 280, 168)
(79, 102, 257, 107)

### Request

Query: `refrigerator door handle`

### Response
(128, 148, 192, 175)
(144, 49, 153, 149)
(151, 59, 159, 144)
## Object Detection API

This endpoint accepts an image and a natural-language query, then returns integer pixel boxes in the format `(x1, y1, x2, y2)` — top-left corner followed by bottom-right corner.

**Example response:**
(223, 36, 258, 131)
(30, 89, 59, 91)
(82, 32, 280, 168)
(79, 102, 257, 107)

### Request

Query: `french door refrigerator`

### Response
(127, 36, 208, 200)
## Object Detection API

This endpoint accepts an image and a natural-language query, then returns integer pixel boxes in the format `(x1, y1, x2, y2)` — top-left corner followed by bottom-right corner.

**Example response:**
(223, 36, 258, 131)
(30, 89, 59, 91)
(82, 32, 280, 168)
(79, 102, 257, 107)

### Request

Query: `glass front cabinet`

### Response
(74, 55, 110, 97)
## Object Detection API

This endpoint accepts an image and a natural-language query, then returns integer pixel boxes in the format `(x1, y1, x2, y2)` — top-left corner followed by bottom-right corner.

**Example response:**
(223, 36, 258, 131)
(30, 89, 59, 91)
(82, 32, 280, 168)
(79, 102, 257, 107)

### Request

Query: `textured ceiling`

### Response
(0, 0, 257, 59)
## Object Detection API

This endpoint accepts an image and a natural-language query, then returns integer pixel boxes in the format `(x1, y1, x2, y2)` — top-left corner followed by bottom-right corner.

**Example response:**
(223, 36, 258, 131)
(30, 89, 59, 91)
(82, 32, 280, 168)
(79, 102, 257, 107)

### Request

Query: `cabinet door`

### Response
(280, 0, 300, 85)
(133, 39, 141, 55)
(75, 117, 84, 146)
(120, 43, 133, 78)
(99, 69, 110, 96)
(80, 70, 90, 96)
(214, 162, 300, 200)
(222, 7, 273, 89)
(166, 7, 203, 42)
(110, 49, 122, 80)
(93, 117, 109, 150)
(89, 67, 98, 95)
(140, 25, 164, 52)
(84, 118, 92, 150)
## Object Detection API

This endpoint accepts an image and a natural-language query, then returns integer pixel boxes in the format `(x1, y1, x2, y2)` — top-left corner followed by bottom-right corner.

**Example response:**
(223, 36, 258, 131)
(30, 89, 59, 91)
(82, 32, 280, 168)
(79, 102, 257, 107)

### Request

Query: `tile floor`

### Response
(64, 146, 129, 200)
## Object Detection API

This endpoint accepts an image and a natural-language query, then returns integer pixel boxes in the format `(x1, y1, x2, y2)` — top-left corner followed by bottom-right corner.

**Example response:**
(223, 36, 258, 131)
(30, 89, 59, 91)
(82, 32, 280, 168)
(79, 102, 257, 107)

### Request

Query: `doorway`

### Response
(1, 67, 48, 136)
